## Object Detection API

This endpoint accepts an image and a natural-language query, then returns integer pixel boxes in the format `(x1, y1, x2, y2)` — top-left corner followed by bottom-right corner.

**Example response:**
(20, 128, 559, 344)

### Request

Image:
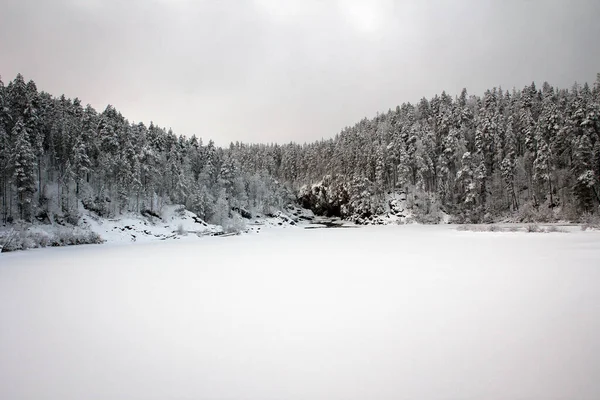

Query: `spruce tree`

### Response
(12, 119, 36, 221)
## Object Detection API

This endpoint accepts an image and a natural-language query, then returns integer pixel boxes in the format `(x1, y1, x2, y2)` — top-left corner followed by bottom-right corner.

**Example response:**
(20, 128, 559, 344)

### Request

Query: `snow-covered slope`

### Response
(246, 205, 316, 232)
(0, 203, 316, 251)
(299, 182, 450, 226)
(81, 204, 221, 244)
(81, 204, 317, 242)
(353, 192, 415, 225)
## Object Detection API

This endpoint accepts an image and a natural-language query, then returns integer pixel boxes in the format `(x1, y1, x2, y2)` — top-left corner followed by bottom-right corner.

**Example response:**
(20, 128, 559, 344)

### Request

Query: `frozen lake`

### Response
(2, 225, 600, 400)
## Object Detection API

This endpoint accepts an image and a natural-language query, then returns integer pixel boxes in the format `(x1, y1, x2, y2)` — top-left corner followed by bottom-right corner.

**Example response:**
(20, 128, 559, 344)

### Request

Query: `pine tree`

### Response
(0, 123, 9, 223)
(12, 119, 36, 220)
(501, 118, 518, 210)
(212, 188, 230, 226)
(73, 137, 91, 195)
(533, 129, 552, 204)
(572, 133, 598, 210)
(457, 152, 480, 221)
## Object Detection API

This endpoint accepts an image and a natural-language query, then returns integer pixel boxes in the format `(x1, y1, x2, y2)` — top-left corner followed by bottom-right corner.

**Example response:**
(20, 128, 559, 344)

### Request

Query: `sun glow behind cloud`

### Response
(254, 0, 392, 34)
(339, 0, 391, 34)
(253, 0, 326, 22)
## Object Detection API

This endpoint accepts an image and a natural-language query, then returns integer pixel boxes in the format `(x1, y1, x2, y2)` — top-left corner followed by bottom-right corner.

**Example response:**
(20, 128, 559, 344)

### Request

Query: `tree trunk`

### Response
(2, 173, 6, 223)
(8, 182, 12, 221)
(592, 185, 600, 205)
(37, 155, 43, 208)
(547, 158, 554, 206)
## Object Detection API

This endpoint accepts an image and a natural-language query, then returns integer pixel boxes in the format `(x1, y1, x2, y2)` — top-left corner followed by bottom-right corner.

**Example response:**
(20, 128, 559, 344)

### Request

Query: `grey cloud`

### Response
(1, 0, 599, 145)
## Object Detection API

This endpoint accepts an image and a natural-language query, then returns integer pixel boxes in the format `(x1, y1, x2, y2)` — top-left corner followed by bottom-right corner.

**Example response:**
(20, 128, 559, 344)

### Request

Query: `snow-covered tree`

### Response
(1, 72, 600, 226)
(12, 119, 36, 220)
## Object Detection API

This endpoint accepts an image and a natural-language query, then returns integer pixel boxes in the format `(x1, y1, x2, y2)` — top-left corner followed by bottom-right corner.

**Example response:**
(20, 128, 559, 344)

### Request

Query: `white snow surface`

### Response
(2, 225, 600, 400)
(0, 205, 310, 250)
(81, 204, 221, 243)
(82, 204, 311, 242)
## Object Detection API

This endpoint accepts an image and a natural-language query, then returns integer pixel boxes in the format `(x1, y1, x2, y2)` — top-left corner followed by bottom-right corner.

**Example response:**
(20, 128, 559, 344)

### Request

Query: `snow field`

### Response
(1, 225, 600, 400)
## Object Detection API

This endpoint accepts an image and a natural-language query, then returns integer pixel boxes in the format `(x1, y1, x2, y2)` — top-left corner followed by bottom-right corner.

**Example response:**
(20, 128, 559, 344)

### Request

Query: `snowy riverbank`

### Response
(0, 204, 317, 252)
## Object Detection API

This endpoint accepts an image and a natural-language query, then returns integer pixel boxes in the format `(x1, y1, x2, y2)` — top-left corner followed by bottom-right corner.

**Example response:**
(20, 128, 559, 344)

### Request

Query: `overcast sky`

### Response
(1, 0, 599, 145)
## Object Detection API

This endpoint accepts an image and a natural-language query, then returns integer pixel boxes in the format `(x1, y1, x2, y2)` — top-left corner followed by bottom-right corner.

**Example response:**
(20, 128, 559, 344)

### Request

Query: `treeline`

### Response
(259, 76, 600, 223)
(0, 74, 293, 226)
(1, 73, 599, 226)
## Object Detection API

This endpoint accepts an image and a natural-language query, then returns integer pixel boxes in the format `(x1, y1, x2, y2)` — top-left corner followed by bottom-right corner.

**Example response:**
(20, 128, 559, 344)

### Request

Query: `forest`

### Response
(1, 73, 599, 227)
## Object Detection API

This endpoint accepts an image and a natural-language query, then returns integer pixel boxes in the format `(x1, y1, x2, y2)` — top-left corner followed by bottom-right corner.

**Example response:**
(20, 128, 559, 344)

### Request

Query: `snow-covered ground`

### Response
(80, 204, 221, 243)
(1, 225, 600, 400)
(0, 204, 313, 251)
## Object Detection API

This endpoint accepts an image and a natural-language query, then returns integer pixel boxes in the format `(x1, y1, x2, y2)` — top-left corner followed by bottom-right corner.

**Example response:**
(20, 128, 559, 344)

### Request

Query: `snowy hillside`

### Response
(0, 202, 316, 252)
(299, 181, 449, 225)
(80, 204, 221, 244)
(2, 73, 600, 243)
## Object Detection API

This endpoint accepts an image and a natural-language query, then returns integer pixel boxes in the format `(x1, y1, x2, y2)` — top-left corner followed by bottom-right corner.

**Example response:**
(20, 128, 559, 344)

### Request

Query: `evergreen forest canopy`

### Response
(1, 72, 599, 226)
